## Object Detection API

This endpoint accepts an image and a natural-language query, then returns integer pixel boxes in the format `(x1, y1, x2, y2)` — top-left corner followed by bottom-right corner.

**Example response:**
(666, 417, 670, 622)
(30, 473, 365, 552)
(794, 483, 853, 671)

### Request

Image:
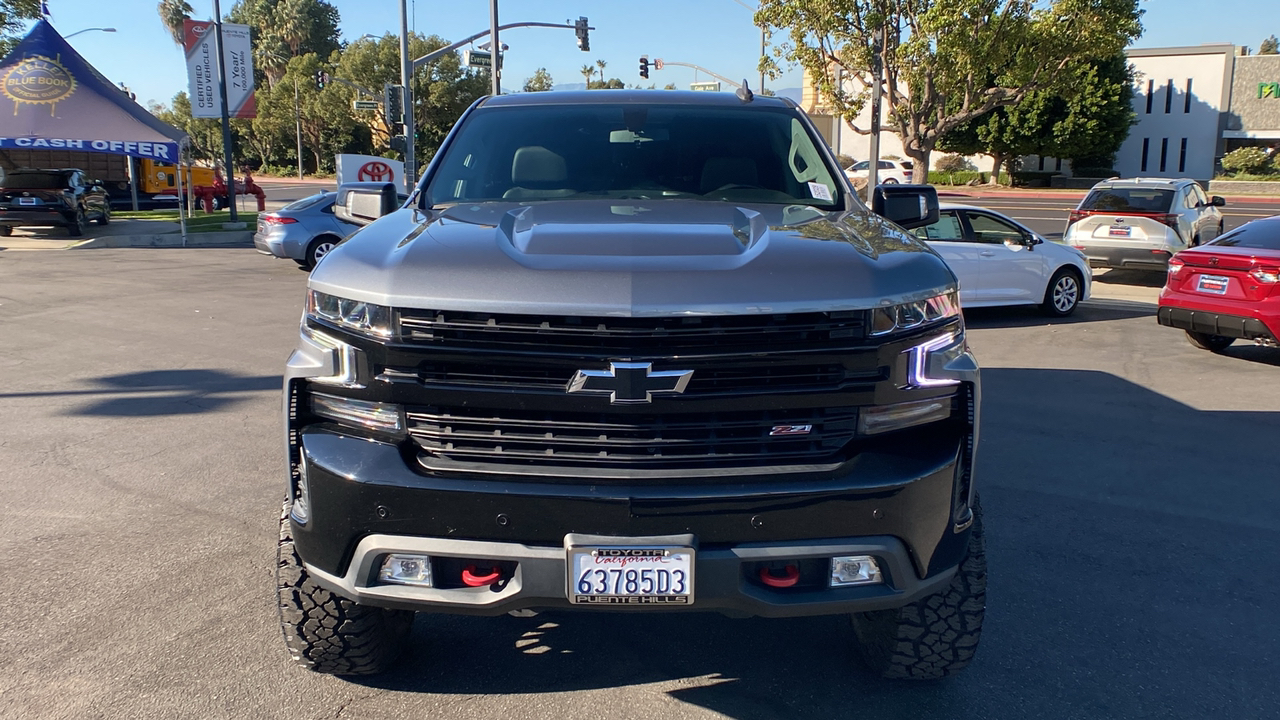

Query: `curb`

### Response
(72, 231, 253, 249)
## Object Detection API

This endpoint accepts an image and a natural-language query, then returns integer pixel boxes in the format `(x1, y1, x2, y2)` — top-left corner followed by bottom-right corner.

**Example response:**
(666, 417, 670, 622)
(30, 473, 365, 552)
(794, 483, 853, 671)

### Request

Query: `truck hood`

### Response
(309, 199, 957, 316)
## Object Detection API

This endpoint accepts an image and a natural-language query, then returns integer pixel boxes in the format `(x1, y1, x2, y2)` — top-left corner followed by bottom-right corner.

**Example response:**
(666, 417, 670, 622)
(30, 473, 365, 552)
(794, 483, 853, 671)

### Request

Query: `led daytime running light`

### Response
(908, 332, 963, 388)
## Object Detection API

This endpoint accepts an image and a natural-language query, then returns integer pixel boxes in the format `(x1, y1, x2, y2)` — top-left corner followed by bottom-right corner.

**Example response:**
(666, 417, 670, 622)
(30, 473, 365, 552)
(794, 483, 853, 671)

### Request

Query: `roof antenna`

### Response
(737, 79, 754, 103)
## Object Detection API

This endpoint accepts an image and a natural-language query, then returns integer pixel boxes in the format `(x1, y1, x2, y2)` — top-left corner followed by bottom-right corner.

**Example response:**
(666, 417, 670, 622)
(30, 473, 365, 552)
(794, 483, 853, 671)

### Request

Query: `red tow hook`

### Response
(461, 565, 503, 587)
(758, 565, 800, 588)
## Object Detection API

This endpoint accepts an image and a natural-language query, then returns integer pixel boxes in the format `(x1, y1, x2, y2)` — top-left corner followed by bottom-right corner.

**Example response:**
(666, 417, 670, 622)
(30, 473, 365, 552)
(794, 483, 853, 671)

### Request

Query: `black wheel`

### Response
(1190, 235, 1201, 248)
(304, 236, 340, 270)
(276, 502, 414, 675)
(1185, 331, 1234, 353)
(0, 227, 11, 237)
(852, 498, 986, 679)
(1041, 267, 1082, 317)
(95, 206, 110, 226)
(67, 211, 86, 237)
(881, 177, 899, 184)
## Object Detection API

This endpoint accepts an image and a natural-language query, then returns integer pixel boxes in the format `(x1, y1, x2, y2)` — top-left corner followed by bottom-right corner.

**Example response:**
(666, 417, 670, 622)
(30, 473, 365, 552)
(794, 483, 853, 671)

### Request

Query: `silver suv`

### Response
(1064, 178, 1224, 270)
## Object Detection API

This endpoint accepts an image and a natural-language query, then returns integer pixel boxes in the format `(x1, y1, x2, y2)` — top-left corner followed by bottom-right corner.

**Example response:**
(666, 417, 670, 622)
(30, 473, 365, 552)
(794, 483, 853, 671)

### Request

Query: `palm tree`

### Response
(580, 64, 594, 88)
(157, 0, 194, 45)
(595, 59, 607, 85)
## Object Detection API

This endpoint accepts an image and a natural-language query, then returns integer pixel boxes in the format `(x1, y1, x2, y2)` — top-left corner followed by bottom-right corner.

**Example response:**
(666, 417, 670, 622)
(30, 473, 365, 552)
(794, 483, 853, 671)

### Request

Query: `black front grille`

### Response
(397, 308, 868, 355)
(381, 360, 873, 396)
(406, 406, 859, 471)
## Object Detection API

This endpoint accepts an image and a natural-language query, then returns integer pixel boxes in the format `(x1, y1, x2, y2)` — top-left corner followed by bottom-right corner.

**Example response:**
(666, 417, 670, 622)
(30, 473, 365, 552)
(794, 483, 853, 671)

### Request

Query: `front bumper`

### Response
(291, 425, 973, 618)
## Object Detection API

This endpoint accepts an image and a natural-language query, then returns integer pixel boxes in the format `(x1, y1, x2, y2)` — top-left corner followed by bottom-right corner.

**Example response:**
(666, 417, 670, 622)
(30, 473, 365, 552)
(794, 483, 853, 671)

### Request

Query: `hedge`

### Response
(927, 171, 988, 185)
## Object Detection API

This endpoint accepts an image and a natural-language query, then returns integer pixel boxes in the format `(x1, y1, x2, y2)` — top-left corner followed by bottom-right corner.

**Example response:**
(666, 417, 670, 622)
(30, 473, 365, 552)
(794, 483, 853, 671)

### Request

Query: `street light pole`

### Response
(211, 0, 239, 222)
(293, 75, 303, 180)
(64, 27, 116, 39)
(489, 0, 500, 96)
(399, 0, 415, 193)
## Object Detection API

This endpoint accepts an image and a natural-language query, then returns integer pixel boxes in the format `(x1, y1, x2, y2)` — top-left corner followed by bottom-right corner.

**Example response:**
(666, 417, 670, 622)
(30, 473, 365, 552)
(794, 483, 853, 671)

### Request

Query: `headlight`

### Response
(306, 290, 393, 339)
(870, 291, 960, 336)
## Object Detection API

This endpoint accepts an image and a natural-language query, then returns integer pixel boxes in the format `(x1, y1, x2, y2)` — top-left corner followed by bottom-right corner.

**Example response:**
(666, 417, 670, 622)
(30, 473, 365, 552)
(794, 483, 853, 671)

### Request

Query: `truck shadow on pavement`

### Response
(1, 369, 281, 416)
(347, 368, 1280, 720)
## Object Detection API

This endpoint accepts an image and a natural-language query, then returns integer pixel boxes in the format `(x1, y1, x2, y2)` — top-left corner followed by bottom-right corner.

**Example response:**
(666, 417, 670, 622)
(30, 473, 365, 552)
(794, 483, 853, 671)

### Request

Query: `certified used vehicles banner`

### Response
(183, 19, 257, 119)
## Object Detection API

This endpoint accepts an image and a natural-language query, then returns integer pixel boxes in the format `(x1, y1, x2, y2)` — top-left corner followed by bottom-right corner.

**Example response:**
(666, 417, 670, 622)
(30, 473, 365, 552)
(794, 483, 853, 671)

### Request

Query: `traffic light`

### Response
(639, 57, 650, 80)
(575, 16, 589, 52)
(389, 135, 407, 155)
(384, 83, 404, 127)
(314, 70, 328, 90)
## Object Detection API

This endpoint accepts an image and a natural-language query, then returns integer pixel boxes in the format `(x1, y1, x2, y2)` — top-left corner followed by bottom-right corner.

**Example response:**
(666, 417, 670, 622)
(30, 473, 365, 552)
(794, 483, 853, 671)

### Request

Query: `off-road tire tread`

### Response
(851, 500, 986, 680)
(276, 502, 414, 675)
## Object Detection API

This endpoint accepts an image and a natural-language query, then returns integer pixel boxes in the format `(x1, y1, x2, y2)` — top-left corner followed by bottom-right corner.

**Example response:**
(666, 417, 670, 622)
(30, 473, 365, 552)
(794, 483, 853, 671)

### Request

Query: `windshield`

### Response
(424, 103, 844, 209)
(0, 172, 67, 190)
(1080, 187, 1173, 213)
(1209, 220, 1280, 250)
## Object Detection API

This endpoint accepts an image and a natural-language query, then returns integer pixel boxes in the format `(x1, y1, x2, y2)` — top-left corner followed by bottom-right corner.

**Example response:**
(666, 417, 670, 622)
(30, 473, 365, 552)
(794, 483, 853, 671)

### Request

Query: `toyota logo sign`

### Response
(358, 161, 393, 182)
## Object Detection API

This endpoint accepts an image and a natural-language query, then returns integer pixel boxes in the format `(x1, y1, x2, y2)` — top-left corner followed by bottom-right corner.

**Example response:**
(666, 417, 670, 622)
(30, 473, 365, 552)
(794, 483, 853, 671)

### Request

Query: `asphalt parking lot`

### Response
(2, 248, 1278, 720)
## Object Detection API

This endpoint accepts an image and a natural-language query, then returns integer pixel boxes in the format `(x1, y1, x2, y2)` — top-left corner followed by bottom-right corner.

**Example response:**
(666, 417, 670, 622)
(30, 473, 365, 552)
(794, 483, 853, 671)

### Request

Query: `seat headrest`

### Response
(700, 157, 758, 193)
(512, 146, 567, 186)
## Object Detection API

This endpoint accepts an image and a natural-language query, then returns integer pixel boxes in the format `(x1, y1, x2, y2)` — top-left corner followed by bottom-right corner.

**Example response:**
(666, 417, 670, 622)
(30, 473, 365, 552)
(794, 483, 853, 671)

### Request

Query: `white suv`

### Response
(845, 159, 914, 185)
(1064, 178, 1225, 270)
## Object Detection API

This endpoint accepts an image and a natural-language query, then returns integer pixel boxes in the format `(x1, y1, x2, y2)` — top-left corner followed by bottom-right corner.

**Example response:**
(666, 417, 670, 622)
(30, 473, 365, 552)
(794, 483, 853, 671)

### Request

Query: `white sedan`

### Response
(910, 204, 1091, 316)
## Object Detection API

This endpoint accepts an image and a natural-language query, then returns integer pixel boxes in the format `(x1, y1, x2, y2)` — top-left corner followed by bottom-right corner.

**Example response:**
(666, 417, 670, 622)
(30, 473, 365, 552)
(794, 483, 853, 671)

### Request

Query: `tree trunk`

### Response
(990, 152, 1005, 186)
(903, 147, 931, 183)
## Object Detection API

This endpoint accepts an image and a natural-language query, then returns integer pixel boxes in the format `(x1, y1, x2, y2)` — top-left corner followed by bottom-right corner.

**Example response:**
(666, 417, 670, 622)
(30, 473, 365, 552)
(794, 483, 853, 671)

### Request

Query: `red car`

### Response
(1158, 215, 1280, 352)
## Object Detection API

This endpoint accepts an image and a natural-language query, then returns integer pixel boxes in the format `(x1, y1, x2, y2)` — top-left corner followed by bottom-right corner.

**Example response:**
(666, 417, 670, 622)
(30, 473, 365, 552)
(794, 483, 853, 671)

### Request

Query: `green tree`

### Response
(522, 67, 554, 92)
(0, 0, 40, 56)
(1261, 35, 1279, 55)
(595, 58, 607, 84)
(151, 92, 224, 161)
(227, 0, 340, 86)
(156, 0, 193, 45)
(939, 54, 1136, 183)
(756, 0, 1144, 181)
(580, 64, 594, 86)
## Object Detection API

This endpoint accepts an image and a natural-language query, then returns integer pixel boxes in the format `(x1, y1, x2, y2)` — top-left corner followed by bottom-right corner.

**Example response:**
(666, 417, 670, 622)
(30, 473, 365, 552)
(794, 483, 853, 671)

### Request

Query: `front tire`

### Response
(276, 502, 414, 675)
(852, 499, 986, 679)
(0, 227, 11, 237)
(1185, 331, 1234, 353)
(1041, 268, 1082, 317)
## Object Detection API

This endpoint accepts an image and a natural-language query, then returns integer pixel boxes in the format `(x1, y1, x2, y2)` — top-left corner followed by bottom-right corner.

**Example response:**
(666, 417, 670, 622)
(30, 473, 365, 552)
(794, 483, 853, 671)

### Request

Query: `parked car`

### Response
(1064, 177, 1224, 270)
(254, 192, 356, 270)
(1157, 215, 1280, 353)
(845, 158, 913, 184)
(911, 204, 1090, 315)
(0, 168, 109, 237)
(275, 91, 986, 680)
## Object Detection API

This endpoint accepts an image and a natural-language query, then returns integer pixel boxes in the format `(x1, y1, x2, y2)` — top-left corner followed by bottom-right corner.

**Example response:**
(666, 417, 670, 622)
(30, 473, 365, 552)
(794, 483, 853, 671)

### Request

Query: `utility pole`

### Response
(489, 0, 500, 96)
(399, 0, 414, 193)
(759, 26, 765, 94)
(211, 0, 239, 222)
(865, 25, 884, 201)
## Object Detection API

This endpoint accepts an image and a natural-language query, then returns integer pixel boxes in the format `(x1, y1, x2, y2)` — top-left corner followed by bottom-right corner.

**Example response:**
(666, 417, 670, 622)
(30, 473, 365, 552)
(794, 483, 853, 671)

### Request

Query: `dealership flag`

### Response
(183, 19, 256, 119)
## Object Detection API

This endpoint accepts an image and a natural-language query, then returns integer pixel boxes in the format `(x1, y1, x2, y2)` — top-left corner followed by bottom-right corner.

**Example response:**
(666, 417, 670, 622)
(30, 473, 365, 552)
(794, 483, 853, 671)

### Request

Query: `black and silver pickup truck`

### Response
(276, 90, 985, 680)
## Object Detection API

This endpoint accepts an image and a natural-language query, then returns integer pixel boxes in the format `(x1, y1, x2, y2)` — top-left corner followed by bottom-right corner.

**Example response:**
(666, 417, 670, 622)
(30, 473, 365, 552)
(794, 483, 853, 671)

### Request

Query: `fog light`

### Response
(858, 397, 951, 435)
(378, 554, 433, 587)
(830, 556, 882, 587)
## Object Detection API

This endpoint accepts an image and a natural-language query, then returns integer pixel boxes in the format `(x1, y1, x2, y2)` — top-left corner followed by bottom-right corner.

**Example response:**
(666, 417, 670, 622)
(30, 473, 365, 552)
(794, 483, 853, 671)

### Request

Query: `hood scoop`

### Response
(497, 203, 768, 265)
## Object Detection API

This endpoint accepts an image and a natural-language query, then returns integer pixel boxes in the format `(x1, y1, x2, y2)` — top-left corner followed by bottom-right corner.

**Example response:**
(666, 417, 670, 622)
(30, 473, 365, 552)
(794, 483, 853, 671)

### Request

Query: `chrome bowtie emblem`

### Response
(567, 362, 694, 404)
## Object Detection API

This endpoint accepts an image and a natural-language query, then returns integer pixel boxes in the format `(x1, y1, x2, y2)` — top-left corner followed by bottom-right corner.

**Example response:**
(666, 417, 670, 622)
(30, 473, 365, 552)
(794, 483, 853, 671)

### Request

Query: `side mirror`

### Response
(334, 182, 401, 226)
(872, 183, 939, 231)
(1211, 196, 1226, 207)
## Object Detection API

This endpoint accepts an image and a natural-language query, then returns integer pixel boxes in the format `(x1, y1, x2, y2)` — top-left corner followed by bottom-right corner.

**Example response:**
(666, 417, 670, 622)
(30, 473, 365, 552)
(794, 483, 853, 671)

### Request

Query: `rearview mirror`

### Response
(871, 183, 939, 231)
(334, 182, 401, 226)
(1210, 195, 1226, 207)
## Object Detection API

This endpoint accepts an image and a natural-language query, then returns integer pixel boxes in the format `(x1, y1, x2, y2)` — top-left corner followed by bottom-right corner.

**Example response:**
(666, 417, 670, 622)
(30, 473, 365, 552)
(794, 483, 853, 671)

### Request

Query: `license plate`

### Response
(1108, 225, 1131, 236)
(568, 545, 694, 605)
(18, 197, 37, 205)
(1196, 274, 1230, 295)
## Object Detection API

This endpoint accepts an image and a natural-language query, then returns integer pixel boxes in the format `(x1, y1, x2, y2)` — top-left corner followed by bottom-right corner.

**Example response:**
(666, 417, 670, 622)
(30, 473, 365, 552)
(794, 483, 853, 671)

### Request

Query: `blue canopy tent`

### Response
(0, 20, 190, 238)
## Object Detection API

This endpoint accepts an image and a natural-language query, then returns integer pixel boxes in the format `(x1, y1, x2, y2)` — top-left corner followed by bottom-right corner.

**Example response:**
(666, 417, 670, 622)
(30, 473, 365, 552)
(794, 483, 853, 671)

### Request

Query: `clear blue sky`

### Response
(26, 0, 1279, 109)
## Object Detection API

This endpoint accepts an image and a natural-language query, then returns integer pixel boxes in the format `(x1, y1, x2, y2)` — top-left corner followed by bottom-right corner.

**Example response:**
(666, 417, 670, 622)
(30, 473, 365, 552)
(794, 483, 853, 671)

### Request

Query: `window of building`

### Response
(1146, 79, 1154, 113)
(1178, 138, 1188, 173)
(1141, 138, 1150, 172)
(1184, 79, 1193, 113)
(1160, 138, 1169, 172)
(1164, 79, 1174, 114)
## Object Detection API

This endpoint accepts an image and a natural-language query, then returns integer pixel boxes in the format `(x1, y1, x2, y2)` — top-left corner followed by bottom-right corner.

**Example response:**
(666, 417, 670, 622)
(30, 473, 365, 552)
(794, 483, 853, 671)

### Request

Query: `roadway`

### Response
(1, 247, 1278, 719)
